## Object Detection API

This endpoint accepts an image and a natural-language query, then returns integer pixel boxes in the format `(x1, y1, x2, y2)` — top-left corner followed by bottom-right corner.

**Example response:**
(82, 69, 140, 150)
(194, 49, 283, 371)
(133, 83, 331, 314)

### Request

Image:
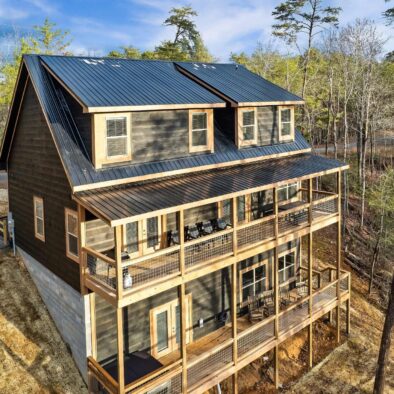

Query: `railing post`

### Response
(336, 171, 342, 344)
(273, 246, 279, 388)
(116, 307, 125, 394)
(115, 226, 123, 301)
(274, 187, 278, 239)
(231, 197, 238, 390)
(308, 232, 313, 369)
(78, 205, 88, 295)
(308, 178, 313, 225)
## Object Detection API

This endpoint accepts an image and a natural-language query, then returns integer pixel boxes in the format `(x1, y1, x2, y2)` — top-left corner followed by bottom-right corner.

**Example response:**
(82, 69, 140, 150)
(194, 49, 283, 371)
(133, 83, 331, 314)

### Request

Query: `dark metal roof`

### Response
(40, 55, 226, 109)
(4, 55, 311, 189)
(176, 62, 303, 104)
(75, 154, 346, 225)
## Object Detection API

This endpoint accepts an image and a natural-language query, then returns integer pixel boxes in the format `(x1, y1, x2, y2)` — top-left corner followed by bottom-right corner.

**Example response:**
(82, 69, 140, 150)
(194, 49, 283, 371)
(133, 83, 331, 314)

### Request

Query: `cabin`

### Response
(0, 55, 351, 394)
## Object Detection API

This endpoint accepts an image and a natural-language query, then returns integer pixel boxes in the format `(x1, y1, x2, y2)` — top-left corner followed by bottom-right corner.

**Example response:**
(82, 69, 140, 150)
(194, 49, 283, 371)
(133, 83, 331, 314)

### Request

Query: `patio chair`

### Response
(247, 295, 264, 322)
(296, 281, 308, 298)
(214, 217, 229, 231)
(262, 290, 275, 316)
(199, 220, 214, 236)
(168, 230, 180, 246)
(280, 287, 296, 308)
(186, 224, 200, 240)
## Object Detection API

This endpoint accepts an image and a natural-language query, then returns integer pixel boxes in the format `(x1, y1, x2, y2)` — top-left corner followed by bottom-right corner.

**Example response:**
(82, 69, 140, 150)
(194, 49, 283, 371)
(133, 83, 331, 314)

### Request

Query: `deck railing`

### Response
(88, 356, 119, 394)
(83, 190, 339, 300)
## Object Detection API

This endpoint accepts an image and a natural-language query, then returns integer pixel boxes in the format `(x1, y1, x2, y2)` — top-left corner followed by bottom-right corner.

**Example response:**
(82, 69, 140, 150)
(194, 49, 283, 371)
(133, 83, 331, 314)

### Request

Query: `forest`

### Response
(0, 1, 393, 393)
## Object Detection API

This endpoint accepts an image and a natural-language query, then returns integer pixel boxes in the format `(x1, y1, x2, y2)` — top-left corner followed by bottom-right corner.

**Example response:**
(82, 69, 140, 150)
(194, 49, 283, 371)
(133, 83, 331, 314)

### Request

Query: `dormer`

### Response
(176, 62, 303, 148)
(39, 56, 225, 169)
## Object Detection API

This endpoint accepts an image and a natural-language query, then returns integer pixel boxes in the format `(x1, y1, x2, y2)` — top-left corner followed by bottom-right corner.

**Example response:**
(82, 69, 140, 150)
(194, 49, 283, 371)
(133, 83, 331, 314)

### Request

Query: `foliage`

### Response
(384, 0, 394, 24)
(108, 46, 142, 59)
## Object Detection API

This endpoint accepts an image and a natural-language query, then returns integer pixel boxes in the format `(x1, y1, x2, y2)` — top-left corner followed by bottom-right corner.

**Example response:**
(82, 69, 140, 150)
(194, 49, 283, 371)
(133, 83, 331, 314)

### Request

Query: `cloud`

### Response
(0, 0, 29, 20)
(26, 0, 57, 16)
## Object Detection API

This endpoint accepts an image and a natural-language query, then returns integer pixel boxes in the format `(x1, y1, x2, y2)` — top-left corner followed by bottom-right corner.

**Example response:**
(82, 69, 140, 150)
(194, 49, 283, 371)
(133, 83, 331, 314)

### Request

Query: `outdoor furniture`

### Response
(280, 287, 297, 308)
(168, 230, 180, 245)
(186, 224, 200, 240)
(262, 290, 275, 316)
(247, 295, 264, 322)
(296, 281, 308, 298)
(215, 217, 229, 231)
(199, 220, 214, 236)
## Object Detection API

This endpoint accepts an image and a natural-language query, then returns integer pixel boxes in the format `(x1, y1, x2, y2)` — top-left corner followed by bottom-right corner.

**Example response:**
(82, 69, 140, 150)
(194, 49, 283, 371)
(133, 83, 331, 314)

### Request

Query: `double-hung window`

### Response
(33, 196, 45, 242)
(278, 252, 295, 284)
(279, 107, 294, 141)
(240, 263, 267, 304)
(190, 110, 212, 152)
(240, 108, 257, 145)
(106, 117, 128, 158)
(278, 182, 298, 203)
(65, 208, 79, 262)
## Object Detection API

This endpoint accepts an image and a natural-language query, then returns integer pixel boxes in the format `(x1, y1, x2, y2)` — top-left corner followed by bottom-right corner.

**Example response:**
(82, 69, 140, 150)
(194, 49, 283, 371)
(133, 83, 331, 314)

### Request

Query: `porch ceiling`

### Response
(74, 154, 348, 226)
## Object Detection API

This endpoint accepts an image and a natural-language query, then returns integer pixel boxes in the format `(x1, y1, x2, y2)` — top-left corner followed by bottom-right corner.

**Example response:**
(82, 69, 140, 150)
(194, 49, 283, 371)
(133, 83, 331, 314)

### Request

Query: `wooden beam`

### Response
(115, 226, 123, 301)
(116, 307, 125, 393)
(308, 322, 313, 369)
(78, 204, 88, 295)
(274, 345, 279, 389)
(231, 260, 238, 368)
(179, 209, 185, 276)
(232, 372, 238, 394)
(180, 283, 188, 393)
(90, 293, 97, 359)
(336, 171, 342, 344)
(346, 298, 351, 335)
(273, 188, 279, 239)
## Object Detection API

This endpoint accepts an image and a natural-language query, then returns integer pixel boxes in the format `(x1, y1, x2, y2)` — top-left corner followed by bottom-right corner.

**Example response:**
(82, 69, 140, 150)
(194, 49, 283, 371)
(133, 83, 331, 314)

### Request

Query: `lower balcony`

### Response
(87, 269, 350, 394)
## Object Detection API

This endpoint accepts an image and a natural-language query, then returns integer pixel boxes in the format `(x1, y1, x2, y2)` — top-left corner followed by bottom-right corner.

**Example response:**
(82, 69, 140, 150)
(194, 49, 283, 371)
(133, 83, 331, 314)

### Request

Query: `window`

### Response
(237, 195, 246, 223)
(240, 263, 267, 304)
(279, 107, 294, 141)
(278, 183, 298, 203)
(106, 117, 128, 158)
(124, 221, 139, 256)
(33, 196, 45, 241)
(251, 190, 273, 220)
(189, 110, 212, 152)
(238, 108, 257, 145)
(278, 251, 296, 284)
(65, 208, 79, 262)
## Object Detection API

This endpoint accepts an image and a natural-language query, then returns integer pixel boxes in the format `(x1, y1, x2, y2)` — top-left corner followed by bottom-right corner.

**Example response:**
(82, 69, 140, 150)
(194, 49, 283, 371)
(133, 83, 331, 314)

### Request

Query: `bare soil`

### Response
(0, 248, 87, 393)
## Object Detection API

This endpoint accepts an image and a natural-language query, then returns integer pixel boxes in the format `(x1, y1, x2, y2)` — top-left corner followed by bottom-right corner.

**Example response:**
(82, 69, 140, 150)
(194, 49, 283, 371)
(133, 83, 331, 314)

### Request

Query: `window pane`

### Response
(125, 222, 139, 254)
(68, 234, 78, 256)
(67, 214, 77, 236)
(36, 218, 44, 236)
(237, 196, 246, 222)
(281, 122, 291, 136)
(147, 217, 159, 248)
(192, 129, 207, 147)
(107, 118, 127, 137)
(36, 202, 43, 219)
(288, 183, 298, 199)
(255, 279, 265, 295)
(242, 285, 254, 301)
(279, 256, 285, 271)
(156, 311, 169, 352)
(243, 125, 255, 141)
(286, 252, 295, 267)
(278, 187, 287, 202)
(255, 265, 266, 281)
(242, 111, 255, 126)
(281, 109, 291, 123)
(175, 305, 180, 345)
(242, 270, 254, 287)
(107, 136, 127, 157)
(192, 113, 207, 130)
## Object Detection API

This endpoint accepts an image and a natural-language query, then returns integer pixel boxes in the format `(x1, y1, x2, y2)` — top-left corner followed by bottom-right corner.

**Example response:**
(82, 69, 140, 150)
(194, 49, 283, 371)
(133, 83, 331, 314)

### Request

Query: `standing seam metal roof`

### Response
(176, 62, 303, 104)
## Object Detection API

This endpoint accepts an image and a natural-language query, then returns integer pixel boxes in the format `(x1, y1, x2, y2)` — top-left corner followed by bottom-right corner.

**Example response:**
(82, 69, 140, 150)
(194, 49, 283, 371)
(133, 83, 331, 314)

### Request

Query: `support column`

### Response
(115, 226, 123, 302)
(346, 298, 351, 335)
(273, 244, 279, 389)
(90, 293, 97, 359)
(78, 205, 88, 295)
(231, 198, 238, 394)
(308, 179, 313, 368)
(336, 171, 342, 344)
(116, 307, 125, 394)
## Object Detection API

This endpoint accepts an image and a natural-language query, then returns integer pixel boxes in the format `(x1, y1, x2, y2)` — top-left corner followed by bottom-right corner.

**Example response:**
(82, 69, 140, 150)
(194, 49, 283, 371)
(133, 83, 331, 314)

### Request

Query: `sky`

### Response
(0, 0, 392, 61)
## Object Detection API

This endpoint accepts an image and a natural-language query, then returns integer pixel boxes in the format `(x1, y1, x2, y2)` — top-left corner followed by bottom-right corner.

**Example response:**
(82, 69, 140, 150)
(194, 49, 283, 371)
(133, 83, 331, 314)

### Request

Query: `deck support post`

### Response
(116, 307, 125, 394)
(274, 345, 279, 389)
(336, 171, 342, 344)
(307, 179, 313, 369)
(232, 372, 238, 394)
(231, 197, 238, 394)
(328, 269, 334, 323)
(346, 298, 351, 335)
(178, 209, 188, 393)
(90, 293, 97, 359)
(78, 205, 88, 295)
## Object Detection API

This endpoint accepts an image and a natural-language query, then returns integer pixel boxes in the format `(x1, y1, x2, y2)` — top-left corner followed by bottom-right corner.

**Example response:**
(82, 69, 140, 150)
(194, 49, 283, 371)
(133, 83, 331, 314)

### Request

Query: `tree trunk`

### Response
(373, 273, 394, 394)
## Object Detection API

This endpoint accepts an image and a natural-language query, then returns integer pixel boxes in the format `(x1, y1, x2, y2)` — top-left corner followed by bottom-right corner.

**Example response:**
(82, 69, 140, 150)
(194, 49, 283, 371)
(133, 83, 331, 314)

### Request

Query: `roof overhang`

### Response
(74, 154, 349, 227)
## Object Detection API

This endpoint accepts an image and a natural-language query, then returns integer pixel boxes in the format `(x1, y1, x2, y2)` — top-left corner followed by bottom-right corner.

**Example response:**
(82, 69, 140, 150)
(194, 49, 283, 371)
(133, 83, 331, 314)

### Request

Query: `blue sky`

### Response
(0, 0, 392, 61)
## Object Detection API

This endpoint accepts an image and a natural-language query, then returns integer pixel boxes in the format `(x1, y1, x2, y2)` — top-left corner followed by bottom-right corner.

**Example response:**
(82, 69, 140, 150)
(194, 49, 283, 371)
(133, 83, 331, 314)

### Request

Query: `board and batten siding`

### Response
(131, 110, 189, 164)
(257, 106, 279, 145)
(8, 81, 80, 291)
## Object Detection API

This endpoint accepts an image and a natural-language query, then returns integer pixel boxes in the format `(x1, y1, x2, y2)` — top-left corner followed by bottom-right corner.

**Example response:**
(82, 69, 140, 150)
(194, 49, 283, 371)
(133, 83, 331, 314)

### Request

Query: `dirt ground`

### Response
(0, 248, 87, 393)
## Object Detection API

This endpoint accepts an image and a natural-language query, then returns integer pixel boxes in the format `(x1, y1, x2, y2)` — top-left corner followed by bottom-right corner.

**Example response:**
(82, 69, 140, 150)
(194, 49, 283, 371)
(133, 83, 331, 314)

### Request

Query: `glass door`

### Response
(142, 216, 162, 254)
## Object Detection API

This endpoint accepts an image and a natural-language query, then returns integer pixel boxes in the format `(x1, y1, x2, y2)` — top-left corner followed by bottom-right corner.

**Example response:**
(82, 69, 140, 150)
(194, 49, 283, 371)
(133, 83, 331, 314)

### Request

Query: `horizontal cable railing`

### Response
(237, 216, 275, 250)
(185, 229, 233, 270)
(237, 316, 275, 359)
(187, 339, 233, 389)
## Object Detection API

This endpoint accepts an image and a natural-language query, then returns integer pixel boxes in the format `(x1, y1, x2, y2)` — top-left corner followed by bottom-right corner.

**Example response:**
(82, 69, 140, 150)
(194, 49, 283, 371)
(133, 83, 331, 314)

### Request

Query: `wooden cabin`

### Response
(0, 55, 351, 394)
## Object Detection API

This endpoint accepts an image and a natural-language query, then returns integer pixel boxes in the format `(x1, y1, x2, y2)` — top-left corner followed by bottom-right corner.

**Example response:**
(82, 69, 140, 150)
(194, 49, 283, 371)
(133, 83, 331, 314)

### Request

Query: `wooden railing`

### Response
(88, 356, 119, 394)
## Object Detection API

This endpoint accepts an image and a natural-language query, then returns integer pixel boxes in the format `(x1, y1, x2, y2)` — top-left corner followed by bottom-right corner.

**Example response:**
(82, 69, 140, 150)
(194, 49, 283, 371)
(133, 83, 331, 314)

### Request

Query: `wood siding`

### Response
(8, 81, 80, 291)
(257, 106, 279, 145)
(130, 110, 189, 164)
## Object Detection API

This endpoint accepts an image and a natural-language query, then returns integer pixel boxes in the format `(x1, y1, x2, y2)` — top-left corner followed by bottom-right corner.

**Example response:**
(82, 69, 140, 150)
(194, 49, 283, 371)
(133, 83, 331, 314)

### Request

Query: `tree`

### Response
(0, 18, 71, 113)
(367, 169, 394, 294)
(108, 46, 141, 59)
(373, 272, 394, 394)
(272, 0, 341, 99)
(384, 0, 394, 24)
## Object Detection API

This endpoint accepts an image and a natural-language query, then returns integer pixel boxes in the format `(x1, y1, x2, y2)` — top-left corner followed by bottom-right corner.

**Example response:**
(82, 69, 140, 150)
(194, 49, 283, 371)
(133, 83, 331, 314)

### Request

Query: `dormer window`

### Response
(106, 117, 128, 158)
(237, 108, 257, 147)
(189, 109, 213, 153)
(279, 106, 295, 142)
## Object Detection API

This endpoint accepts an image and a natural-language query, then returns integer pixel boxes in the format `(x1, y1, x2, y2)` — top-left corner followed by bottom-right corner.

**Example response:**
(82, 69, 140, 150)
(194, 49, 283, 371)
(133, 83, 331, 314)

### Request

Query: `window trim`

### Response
(237, 107, 257, 147)
(65, 208, 79, 263)
(33, 196, 45, 242)
(278, 248, 297, 287)
(278, 106, 295, 142)
(92, 112, 132, 169)
(189, 109, 213, 153)
(277, 182, 299, 204)
(105, 116, 129, 159)
(239, 260, 269, 305)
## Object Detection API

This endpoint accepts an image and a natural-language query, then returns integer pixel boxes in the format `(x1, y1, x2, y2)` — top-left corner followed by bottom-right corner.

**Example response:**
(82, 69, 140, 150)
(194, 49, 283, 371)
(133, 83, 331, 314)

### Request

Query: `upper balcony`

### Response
(80, 172, 341, 307)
